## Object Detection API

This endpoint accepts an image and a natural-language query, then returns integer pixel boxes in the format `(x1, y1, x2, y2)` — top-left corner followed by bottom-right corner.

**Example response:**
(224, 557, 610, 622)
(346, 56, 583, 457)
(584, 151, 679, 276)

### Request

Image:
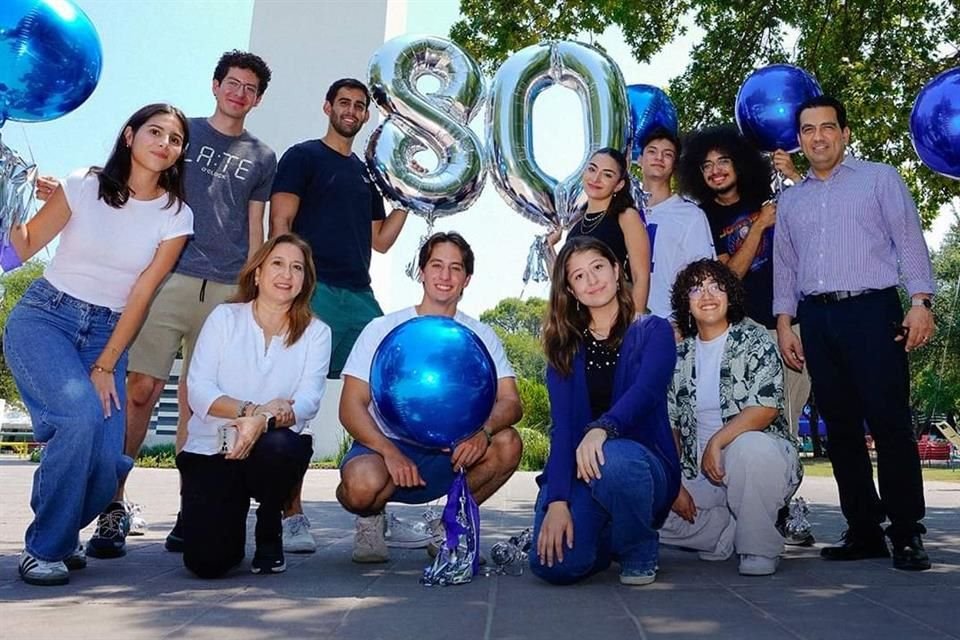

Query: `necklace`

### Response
(252, 300, 288, 337)
(578, 209, 607, 235)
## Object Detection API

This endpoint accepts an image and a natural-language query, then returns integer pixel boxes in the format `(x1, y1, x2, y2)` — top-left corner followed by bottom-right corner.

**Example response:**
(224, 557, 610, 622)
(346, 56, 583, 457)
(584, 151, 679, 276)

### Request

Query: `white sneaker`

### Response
(385, 512, 435, 549)
(352, 514, 389, 563)
(738, 554, 780, 576)
(19, 550, 69, 586)
(282, 514, 317, 554)
(699, 516, 736, 562)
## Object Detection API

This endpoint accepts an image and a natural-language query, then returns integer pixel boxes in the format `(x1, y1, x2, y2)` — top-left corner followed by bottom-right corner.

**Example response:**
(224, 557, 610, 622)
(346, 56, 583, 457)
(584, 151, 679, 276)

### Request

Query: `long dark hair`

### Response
(92, 103, 189, 211)
(543, 236, 635, 376)
(670, 259, 747, 339)
(231, 233, 318, 347)
(587, 147, 636, 217)
(676, 125, 772, 206)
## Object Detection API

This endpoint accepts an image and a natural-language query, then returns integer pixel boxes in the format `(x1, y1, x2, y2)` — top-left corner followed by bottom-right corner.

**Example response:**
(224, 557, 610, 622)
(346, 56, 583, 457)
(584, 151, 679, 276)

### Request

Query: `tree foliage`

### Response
(0, 261, 46, 406)
(911, 212, 960, 420)
(451, 0, 960, 226)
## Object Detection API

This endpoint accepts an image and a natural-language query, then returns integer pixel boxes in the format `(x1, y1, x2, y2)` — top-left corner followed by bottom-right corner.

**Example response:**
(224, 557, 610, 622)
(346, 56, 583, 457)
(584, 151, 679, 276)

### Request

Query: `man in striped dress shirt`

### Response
(773, 95, 936, 572)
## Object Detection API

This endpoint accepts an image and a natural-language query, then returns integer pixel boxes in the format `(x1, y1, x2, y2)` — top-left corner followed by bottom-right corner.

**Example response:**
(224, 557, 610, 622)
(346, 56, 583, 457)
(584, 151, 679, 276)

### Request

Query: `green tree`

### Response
(0, 261, 46, 406)
(451, 0, 960, 226)
(481, 296, 548, 382)
(910, 213, 960, 421)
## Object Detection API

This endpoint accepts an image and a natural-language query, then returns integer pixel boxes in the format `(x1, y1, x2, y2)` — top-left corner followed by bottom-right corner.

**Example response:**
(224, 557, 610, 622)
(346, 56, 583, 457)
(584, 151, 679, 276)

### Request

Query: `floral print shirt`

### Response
(667, 320, 801, 481)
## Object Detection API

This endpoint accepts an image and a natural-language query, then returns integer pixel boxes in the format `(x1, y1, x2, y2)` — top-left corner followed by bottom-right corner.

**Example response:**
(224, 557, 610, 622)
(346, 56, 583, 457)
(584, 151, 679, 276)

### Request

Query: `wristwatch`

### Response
(258, 411, 276, 432)
(911, 297, 932, 309)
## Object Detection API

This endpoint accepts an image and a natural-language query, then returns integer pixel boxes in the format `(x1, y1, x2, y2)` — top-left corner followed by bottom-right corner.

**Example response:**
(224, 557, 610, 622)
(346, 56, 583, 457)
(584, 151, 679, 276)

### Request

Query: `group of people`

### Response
(6, 48, 935, 588)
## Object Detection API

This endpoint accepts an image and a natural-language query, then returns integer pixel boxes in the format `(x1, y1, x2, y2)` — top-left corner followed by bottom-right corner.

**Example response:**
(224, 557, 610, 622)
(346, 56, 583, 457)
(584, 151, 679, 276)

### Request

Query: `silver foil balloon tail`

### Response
(522, 234, 551, 284)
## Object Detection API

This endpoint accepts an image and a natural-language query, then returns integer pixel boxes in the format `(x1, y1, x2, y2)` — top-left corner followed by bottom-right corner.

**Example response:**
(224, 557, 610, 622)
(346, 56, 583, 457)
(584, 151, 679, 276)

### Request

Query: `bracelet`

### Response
(91, 364, 114, 375)
(237, 400, 254, 419)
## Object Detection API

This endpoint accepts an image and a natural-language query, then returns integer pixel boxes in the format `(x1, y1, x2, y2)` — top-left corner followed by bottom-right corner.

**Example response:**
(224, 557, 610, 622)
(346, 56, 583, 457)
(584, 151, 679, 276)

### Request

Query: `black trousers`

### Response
(798, 288, 924, 541)
(176, 429, 313, 579)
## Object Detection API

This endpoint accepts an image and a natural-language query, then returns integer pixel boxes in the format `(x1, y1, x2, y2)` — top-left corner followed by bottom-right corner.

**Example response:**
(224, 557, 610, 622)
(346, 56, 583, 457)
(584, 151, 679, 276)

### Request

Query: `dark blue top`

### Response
(539, 315, 681, 527)
(568, 210, 632, 283)
(271, 140, 386, 290)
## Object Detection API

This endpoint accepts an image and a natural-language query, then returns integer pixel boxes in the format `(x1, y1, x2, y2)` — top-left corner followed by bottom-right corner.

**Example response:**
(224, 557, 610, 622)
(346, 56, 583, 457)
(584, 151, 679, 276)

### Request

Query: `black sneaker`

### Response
(85, 502, 130, 559)
(820, 529, 889, 561)
(165, 512, 185, 553)
(891, 534, 931, 571)
(64, 543, 87, 571)
(251, 540, 286, 575)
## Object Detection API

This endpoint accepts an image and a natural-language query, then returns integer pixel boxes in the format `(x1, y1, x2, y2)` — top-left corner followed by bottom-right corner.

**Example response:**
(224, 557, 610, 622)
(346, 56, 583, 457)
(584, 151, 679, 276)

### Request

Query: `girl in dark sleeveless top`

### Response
(548, 148, 651, 313)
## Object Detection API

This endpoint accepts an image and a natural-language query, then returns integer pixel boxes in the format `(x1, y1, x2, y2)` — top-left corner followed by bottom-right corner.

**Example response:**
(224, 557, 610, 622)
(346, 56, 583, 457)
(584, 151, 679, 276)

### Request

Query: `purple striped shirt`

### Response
(773, 156, 935, 317)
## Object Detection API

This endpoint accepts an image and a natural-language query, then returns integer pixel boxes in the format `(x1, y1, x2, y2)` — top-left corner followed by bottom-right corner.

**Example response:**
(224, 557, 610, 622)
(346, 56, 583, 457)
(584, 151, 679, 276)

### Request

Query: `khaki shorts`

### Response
(128, 272, 237, 380)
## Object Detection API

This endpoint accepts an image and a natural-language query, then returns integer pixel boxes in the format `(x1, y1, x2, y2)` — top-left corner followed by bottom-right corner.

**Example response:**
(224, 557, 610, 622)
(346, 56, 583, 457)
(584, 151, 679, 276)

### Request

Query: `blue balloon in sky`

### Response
(735, 64, 822, 153)
(910, 68, 960, 180)
(0, 0, 103, 126)
(371, 316, 497, 450)
(626, 84, 678, 163)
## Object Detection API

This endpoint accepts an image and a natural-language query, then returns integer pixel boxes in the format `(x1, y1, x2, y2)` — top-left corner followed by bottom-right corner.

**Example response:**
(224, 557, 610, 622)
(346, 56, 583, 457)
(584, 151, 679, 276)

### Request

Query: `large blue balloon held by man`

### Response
(735, 64, 822, 153)
(370, 316, 497, 450)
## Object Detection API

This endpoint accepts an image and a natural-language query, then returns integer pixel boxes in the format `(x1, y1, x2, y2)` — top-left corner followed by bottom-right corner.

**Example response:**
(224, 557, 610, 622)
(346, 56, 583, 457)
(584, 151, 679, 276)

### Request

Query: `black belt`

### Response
(803, 288, 885, 304)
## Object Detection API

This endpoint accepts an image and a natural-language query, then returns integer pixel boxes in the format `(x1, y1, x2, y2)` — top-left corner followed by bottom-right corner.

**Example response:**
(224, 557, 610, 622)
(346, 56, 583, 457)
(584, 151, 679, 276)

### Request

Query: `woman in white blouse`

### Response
(178, 233, 331, 578)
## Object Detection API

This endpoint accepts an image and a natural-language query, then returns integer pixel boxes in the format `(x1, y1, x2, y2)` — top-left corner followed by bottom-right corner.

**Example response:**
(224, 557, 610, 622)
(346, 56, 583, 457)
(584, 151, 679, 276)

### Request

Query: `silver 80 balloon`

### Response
(366, 34, 487, 222)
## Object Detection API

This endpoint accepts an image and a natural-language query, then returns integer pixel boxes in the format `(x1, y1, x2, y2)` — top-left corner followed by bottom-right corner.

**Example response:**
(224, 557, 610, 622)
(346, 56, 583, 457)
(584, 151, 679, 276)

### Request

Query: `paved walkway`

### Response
(1, 459, 957, 639)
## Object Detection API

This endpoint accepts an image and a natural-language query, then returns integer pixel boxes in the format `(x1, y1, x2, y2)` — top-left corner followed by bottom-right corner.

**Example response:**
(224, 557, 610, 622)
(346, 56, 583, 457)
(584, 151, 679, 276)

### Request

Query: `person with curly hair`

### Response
(659, 259, 801, 577)
(676, 125, 810, 441)
(532, 236, 679, 586)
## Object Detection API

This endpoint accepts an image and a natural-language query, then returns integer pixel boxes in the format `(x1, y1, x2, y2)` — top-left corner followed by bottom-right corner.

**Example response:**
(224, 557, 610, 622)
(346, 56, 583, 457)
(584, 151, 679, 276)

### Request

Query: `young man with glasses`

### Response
(676, 126, 810, 445)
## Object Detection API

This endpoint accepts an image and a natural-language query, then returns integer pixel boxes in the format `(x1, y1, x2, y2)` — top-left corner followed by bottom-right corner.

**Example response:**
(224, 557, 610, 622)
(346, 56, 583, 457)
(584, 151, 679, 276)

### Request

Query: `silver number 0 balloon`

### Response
(486, 41, 631, 231)
(366, 34, 487, 223)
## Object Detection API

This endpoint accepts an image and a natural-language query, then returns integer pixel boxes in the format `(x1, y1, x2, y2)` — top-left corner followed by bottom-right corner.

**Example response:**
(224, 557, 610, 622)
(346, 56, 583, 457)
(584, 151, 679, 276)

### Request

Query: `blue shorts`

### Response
(340, 439, 456, 504)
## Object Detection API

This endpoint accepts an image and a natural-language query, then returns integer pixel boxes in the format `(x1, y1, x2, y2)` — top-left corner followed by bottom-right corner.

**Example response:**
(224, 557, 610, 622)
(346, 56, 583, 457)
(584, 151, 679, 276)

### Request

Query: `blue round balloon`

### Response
(910, 68, 960, 180)
(371, 316, 497, 450)
(627, 84, 678, 163)
(735, 64, 822, 153)
(0, 0, 103, 126)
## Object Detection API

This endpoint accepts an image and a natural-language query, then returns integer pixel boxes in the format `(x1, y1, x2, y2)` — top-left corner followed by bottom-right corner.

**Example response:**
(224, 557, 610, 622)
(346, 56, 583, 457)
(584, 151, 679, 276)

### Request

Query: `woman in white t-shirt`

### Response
(179, 234, 331, 578)
(5, 104, 194, 587)
(660, 259, 801, 577)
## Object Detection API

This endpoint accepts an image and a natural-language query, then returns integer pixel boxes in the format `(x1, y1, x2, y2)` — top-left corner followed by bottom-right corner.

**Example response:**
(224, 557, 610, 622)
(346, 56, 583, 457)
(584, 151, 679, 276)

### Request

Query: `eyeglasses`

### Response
(699, 156, 733, 174)
(221, 78, 259, 98)
(688, 281, 726, 298)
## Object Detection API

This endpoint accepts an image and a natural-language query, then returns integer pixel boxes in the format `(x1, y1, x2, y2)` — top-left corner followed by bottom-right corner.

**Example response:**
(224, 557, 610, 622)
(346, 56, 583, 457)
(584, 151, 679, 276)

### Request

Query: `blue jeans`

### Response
(3, 279, 133, 561)
(340, 438, 455, 504)
(530, 439, 669, 585)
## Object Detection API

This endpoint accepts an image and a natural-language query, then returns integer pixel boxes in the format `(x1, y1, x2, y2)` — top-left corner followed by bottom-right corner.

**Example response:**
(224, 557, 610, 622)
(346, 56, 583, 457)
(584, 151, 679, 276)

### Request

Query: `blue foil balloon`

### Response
(735, 64, 822, 153)
(371, 316, 497, 450)
(627, 84, 678, 163)
(910, 68, 960, 180)
(0, 0, 103, 126)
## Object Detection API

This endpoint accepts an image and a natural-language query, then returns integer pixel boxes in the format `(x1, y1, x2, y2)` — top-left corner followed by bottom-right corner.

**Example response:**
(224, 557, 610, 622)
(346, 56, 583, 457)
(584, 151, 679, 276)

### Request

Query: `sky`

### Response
(2, 0, 954, 318)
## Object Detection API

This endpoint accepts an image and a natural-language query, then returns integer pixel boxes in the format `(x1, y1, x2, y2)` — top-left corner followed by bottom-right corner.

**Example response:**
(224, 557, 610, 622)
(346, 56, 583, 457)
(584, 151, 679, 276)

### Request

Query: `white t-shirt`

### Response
(44, 170, 194, 311)
(342, 306, 515, 440)
(646, 194, 715, 318)
(183, 302, 332, 455)
(694, 329, 728, 477)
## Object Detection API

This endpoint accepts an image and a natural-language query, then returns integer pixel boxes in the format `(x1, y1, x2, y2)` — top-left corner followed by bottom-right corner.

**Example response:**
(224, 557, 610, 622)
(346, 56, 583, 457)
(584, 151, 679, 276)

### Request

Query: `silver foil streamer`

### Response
(0, 133, 37, 240)
(522, 234, 551, 284)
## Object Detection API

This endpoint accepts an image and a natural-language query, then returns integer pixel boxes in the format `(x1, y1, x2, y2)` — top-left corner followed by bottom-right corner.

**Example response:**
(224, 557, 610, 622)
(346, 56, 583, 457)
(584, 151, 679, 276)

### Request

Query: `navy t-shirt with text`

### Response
(702, 196, 776, 329)
(271, 140, 386, 290)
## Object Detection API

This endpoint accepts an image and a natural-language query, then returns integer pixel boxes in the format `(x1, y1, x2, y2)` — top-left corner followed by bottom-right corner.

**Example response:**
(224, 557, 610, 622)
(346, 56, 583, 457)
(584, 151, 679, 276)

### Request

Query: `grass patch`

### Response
(802, 458, 959, 482)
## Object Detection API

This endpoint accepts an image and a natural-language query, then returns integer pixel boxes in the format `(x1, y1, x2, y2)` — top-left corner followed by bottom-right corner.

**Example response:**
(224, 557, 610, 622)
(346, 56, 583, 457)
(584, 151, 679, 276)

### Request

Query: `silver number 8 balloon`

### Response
(366, 35, 487, 224)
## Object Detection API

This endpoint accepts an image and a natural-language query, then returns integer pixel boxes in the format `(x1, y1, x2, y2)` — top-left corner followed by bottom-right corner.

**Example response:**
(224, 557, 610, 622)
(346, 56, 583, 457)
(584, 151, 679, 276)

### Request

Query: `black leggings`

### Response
(177, 429, 312, 579)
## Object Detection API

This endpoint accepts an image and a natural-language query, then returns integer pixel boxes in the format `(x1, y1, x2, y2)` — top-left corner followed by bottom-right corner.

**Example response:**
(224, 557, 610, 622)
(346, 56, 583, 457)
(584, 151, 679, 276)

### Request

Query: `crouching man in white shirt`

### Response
(337, 232, 524, 564)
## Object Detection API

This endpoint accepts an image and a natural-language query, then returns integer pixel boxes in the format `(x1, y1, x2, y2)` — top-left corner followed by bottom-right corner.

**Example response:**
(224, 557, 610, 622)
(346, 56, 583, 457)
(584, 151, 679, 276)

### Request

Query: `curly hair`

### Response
(676, 125, 772, 206)
(670, 259, 747, 339)
(213, 50, 272, 95)
(542, 236, 635, 376)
